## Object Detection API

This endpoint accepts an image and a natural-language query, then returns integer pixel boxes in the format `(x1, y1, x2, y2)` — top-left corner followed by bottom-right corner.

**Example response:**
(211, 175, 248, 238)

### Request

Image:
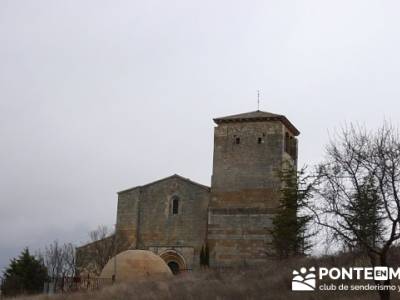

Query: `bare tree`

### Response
(312, 123, 400, 300)
(42, 241, 76, 291)
(76, 225, 120, 276)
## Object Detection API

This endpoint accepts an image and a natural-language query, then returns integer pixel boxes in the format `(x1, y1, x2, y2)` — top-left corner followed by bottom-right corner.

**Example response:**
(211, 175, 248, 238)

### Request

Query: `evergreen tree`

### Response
(270, 165, 314, 258)
(200, 244, 210, 267)
(1, 248, 48, 297)
(345, 176, 384, 251)
(200, 245, 205, 266)
(204, 244, 209, 266)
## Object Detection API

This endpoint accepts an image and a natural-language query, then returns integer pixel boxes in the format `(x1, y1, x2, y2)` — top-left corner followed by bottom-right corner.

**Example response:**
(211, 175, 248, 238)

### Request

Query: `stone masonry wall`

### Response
(116, 188, 140, 251)
(208, 120, 297, 267)
(208, 209, 275, 266)
(137, 177, 209, 270)
(211, 120, 284, 198)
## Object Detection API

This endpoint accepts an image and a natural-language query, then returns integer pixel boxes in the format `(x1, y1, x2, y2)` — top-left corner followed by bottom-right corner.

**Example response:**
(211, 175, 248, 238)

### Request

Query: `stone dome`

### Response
(100, 250, 172, 281)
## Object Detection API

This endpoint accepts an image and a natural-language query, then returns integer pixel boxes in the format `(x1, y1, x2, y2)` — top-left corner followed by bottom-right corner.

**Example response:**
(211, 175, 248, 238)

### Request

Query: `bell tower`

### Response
(207, 110, 299, 266)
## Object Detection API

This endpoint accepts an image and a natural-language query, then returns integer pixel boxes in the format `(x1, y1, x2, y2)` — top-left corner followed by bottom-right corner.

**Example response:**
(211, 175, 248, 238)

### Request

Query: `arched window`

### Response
(172, 196, 179, 215)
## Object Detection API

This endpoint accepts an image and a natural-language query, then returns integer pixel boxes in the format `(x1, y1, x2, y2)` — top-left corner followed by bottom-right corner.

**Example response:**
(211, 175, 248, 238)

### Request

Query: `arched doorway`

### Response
(159, 250, 186, 275)
(167, 261, 180, 275)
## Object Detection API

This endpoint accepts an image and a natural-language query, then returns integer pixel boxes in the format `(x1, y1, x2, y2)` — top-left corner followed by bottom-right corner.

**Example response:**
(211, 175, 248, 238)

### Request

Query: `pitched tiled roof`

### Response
(213, 110, 300, 136)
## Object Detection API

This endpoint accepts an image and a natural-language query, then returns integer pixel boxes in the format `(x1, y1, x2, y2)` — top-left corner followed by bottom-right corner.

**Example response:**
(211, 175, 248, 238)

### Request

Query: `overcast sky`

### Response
(1, 0, 400, 272)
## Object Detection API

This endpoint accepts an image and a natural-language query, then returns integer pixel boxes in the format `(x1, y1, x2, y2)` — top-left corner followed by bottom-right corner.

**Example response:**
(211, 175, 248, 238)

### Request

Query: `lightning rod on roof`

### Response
(257, 90, 260, 111)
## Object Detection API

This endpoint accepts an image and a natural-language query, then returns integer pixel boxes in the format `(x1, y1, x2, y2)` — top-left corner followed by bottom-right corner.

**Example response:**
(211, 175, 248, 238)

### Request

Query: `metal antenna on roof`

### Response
(257, 90, 260, 111)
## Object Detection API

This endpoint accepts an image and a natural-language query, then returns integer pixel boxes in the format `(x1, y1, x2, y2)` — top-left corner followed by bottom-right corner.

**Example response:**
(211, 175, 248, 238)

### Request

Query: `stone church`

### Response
(77, 110, 299, 274)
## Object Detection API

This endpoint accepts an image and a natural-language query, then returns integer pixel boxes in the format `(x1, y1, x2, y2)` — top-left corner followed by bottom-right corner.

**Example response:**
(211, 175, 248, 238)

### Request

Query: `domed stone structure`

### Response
(100, 250, 172, 281)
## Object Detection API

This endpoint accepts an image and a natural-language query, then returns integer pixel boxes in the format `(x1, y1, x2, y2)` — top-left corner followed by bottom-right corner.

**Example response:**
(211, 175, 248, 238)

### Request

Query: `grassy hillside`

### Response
(15, 252, 400, 300)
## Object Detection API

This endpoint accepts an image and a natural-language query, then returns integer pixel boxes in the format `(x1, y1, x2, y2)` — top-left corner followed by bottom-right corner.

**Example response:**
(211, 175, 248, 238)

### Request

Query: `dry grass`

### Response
(13, 252, 400, 300)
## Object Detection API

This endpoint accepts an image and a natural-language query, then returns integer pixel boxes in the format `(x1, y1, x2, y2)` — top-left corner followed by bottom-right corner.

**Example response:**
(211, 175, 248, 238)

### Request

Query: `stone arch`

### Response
(159, 250, 187, 274)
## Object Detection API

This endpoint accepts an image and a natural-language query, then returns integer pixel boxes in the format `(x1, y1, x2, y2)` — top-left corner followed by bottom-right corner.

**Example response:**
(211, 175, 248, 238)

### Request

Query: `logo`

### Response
(292, 267, 316, 291)
(291, 266, 400, 292)
(374, 267, 389, 280)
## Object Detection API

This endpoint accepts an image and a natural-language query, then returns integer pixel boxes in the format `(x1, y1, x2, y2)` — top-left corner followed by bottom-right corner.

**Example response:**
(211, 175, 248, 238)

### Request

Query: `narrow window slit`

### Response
(172, 196, 179, 215)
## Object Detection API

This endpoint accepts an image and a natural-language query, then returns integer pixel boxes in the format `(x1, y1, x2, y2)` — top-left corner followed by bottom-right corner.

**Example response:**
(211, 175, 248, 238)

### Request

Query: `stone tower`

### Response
(207, 110, 299, 267)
